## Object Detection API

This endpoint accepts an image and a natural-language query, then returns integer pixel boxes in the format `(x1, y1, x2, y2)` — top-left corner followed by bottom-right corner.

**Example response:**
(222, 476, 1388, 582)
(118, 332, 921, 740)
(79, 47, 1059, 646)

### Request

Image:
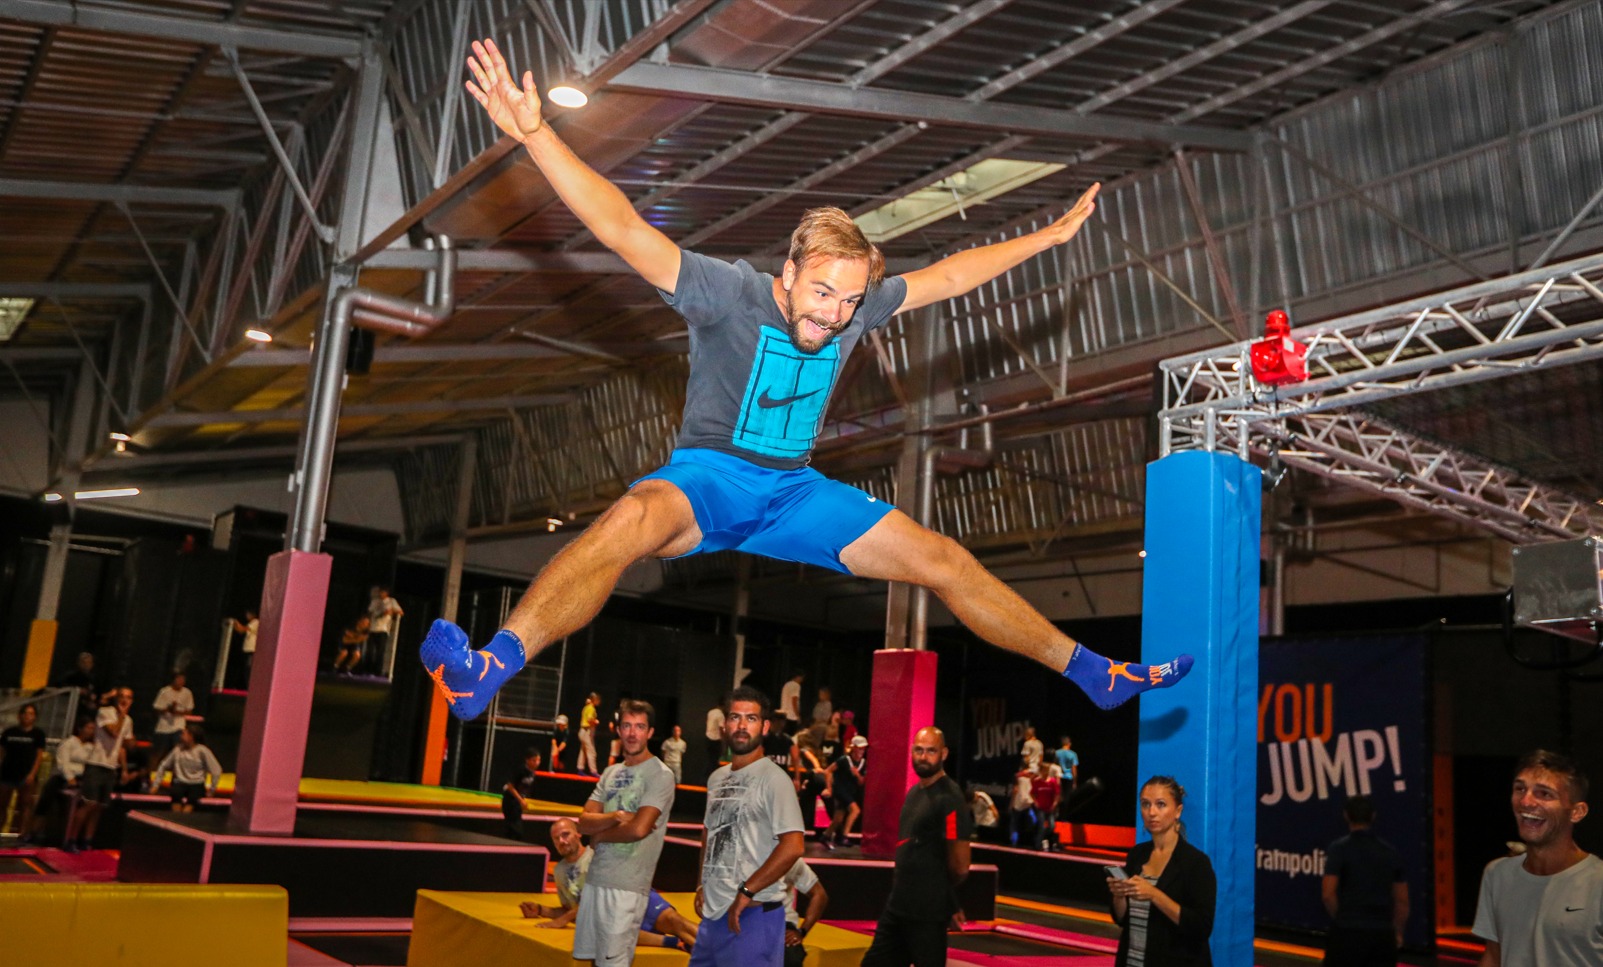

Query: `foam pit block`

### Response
(0, 882, 287, 966)
(407, 890, 870, 967)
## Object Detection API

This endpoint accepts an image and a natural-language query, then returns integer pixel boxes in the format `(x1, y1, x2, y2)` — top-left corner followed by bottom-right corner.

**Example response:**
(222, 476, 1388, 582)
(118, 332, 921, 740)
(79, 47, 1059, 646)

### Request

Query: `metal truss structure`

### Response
(1159, 251, 1603, 542)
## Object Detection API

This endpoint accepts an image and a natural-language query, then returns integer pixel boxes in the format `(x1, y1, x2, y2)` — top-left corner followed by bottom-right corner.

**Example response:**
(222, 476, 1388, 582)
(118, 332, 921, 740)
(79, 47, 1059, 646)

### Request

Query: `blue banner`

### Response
(1256, 636, 1431, 947)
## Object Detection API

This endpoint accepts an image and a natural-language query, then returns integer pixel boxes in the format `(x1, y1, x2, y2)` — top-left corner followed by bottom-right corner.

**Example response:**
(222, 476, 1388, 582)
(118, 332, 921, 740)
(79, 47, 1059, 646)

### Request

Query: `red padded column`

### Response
(860, 648, 938, 857)
(229, 549, 332, 834)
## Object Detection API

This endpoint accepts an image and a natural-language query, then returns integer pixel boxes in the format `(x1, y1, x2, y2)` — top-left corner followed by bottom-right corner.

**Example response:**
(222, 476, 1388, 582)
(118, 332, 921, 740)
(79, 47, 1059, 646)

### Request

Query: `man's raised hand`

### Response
(1042, 182, 1101, 246)
(464, 38, 544, 140)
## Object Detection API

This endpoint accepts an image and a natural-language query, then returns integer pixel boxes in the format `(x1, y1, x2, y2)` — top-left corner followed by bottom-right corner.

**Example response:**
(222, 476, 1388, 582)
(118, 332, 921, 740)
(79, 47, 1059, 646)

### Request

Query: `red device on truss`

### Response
(1249, 309, 1308, 386)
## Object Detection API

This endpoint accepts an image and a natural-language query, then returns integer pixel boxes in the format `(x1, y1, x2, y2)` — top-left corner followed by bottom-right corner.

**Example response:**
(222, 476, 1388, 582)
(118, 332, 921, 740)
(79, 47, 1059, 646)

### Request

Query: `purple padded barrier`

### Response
(229, 549, 333, 834)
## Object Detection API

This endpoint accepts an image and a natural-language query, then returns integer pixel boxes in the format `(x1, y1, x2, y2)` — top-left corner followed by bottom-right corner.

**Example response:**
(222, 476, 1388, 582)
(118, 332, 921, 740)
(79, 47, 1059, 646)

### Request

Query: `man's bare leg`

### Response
(421, 479, 701, 719)
(840, 509, 1191, 710)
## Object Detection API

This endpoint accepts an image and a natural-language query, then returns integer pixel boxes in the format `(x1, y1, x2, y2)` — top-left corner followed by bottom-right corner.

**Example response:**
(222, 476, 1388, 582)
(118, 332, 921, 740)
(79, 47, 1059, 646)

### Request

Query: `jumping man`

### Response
(422, 39, 1193, 720)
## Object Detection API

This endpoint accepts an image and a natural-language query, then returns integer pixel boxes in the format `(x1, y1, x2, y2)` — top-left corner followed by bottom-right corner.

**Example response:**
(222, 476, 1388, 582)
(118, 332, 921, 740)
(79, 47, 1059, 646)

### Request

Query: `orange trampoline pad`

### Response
(407, 890, 870, 967)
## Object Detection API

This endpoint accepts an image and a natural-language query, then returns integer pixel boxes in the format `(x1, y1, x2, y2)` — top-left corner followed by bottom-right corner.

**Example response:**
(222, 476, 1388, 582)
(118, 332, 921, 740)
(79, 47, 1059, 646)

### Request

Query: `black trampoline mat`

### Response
(0, 855, 45, 874)
(290, 933, 410, 966)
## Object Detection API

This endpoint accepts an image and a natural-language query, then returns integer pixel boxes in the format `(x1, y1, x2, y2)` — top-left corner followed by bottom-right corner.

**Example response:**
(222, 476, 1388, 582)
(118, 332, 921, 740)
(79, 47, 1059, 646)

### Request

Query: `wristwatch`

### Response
(738, 884, 758, 900)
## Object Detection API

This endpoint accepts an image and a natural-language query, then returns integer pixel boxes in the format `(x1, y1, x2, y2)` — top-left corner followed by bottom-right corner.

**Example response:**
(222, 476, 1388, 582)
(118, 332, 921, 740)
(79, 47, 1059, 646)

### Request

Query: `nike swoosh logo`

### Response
(757, 388, 821, 409)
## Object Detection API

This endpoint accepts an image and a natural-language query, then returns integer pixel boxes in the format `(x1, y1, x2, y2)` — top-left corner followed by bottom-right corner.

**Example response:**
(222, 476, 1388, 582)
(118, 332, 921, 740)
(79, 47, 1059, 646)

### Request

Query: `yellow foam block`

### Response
(408, 890, 869, 967)
(0, 882, 287, 966)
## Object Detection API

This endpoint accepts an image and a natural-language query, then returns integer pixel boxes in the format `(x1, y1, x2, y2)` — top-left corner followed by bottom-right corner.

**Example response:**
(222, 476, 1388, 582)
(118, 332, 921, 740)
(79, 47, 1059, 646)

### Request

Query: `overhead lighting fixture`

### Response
(546, 516, 564, 532)
(854, 159, 1067, 243)
(78, 487, 141, 500)
(1138, 549, 1148, 558)
(547, 85, 588, 109)
(43, 487, 141, 502)
(244, 328, 273, 343)
(108, 431, 132, 442)
(0, 297, 34, 341)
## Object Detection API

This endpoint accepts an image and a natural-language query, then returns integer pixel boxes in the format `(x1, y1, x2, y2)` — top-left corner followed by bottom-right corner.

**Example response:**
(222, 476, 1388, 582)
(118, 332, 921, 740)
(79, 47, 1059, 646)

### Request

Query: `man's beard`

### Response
(727, 729, 762, 755)
(785, 288, 843, 354)
(912, 759, 941, 778)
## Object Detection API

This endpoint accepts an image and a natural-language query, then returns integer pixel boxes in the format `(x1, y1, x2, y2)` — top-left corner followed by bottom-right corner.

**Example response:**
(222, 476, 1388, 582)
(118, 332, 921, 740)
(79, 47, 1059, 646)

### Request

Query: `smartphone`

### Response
(1104, 865, 1128, 880)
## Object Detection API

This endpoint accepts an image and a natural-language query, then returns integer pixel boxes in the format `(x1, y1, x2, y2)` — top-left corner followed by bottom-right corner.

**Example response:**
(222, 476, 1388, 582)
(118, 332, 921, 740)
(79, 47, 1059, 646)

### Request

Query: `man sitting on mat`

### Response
(420, 38, 1195, 724)
(520, 817, 698, 952)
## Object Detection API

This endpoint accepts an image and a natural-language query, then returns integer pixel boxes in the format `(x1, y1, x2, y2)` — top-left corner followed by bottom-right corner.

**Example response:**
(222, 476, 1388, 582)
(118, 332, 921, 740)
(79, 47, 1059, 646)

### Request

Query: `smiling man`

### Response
(422, 39, 1195, 722)
(1473, 750, 1602, 967)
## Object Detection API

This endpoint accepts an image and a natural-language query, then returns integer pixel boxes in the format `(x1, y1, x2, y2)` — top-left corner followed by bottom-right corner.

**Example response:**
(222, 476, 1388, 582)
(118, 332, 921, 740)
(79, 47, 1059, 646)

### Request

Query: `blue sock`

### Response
(420, 619, 527, 721)
(1063, 645, 1193, 711)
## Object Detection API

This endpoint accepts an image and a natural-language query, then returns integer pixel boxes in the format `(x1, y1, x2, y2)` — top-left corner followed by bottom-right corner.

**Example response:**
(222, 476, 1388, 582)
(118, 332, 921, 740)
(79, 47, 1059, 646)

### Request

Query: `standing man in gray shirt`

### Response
(693, 686, 806, 967)
(575, 699, 677, 967)
(1474, 749, 1602, 967)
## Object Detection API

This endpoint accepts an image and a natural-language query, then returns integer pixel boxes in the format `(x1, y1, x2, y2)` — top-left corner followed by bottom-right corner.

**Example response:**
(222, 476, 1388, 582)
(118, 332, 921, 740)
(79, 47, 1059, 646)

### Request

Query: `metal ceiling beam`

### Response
(606, 63, 1252, 152)
(0, 347, 83, 362)
(80, 433, 460, 473)
(148, 394, 572, 428)
(0, 178, 238, 208)
(5, 0, 363, 59)
(0, 282, 150, 299)
(226, 338, 690, 368)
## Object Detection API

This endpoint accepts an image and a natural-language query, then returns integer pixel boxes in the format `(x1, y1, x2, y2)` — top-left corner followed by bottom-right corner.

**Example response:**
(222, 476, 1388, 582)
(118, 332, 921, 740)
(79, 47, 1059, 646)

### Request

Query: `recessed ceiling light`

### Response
(0, 298, 34, 341)
(854, 159, 1067, 243)
(244, 329, 273, 343)
(108, 431, 132, 442)
(43, 493, 62, 502)
(547, 85, 588, 109)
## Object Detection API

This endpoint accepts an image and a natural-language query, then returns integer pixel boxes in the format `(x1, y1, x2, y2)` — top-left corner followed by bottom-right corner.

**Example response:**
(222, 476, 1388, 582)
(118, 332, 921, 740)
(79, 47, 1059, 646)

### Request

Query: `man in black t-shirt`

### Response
(861, 727, 973, 967)
(0, 703, 47, 841)
(501, 747, 543, 841)
(763, 712, 796, 773)
(1321, 795, 1408, 966)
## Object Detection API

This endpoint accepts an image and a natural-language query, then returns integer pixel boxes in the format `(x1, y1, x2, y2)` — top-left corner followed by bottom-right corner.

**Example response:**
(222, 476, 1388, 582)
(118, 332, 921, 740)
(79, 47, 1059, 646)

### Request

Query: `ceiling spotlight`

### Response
(43, 493, 62, 502)
(76, 487, 140, 500)
(1138, 549, 1148, 558)
(114, 440, 129, 454)
(547, 85, 588, 109)
(546, 516, 564, 532)
(244, 328, 273, 343)
(108, 431, 131, 442)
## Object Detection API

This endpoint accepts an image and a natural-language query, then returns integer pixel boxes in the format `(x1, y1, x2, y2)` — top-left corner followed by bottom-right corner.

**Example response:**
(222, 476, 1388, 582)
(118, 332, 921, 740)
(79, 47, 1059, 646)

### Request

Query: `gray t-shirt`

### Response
(585, 757, 676, 894)
(702, 757, 807, 918)
(1473, 853, 1603, 967)
(782, 857, 820, 928)
(659, 251, 906, 470)
(555, 846, 593, 909)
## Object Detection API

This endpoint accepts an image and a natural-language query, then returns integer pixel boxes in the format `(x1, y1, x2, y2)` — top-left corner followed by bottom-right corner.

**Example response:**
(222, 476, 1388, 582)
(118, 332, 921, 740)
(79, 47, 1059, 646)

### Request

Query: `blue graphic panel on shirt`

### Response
(734, 328, 840, 459)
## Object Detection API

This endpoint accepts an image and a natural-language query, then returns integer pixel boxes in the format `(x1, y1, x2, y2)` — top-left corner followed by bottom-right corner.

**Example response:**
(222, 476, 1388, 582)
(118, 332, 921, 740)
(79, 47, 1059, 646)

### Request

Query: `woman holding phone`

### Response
(1107, 776, 1217, 966)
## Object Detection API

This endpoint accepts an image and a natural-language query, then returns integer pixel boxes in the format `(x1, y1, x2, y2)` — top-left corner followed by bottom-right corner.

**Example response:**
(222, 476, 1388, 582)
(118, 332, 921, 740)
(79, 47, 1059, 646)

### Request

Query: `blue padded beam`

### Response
(1138, 450, 1261, 967)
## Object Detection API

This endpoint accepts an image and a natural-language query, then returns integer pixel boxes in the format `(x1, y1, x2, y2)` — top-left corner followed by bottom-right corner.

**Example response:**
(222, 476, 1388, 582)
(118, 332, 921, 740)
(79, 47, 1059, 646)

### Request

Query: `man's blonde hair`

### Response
(787, 207, 885, 285)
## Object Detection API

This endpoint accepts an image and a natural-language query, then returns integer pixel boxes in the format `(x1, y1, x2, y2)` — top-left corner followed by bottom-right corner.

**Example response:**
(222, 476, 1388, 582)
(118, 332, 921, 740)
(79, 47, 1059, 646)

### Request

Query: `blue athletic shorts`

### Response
(642, 890, 672, 932)
(636, 448, 895, 575)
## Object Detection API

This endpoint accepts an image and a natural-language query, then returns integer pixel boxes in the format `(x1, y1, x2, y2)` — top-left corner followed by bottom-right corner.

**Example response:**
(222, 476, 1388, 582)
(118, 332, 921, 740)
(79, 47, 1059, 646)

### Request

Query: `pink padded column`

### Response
(228, 549, 332, 834)
(860, 648, 938, 857)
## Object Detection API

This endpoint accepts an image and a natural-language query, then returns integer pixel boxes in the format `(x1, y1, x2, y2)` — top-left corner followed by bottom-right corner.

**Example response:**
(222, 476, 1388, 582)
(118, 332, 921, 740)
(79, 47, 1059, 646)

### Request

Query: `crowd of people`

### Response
(0, 660, 216, 850)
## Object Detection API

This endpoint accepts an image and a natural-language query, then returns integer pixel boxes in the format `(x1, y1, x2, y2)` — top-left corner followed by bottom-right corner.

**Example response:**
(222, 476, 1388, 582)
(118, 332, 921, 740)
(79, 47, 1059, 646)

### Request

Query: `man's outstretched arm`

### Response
(896, 183, 1099, 314)
(465, 38, 680, 293)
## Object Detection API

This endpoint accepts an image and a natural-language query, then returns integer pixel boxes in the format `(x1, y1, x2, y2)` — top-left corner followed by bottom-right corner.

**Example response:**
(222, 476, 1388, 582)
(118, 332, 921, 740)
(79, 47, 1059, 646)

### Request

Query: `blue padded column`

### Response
(1138, 450, 1260, 967)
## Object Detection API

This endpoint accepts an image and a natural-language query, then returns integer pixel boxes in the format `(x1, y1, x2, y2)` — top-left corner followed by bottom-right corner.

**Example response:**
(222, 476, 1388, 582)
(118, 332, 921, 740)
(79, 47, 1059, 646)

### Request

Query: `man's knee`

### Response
(592, 481, 697, 551)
